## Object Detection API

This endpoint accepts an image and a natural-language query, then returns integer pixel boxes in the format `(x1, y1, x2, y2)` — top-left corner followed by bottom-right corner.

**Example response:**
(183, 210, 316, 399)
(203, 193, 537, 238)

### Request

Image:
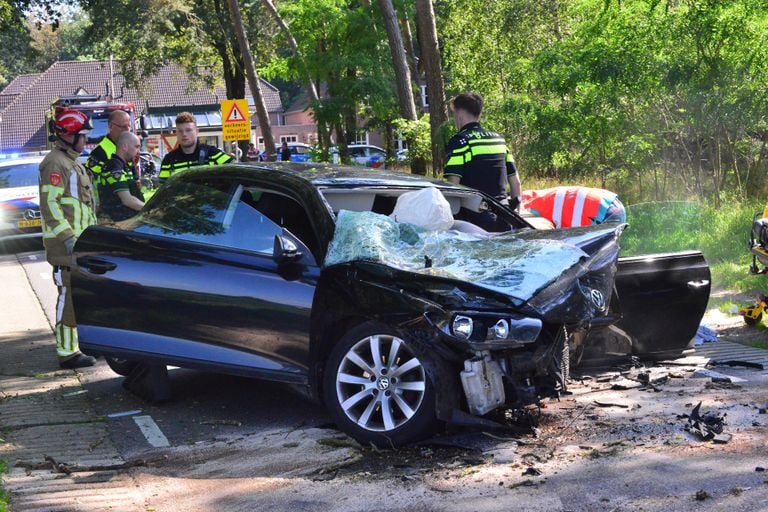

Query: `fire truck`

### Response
(47, 94, 139, 151)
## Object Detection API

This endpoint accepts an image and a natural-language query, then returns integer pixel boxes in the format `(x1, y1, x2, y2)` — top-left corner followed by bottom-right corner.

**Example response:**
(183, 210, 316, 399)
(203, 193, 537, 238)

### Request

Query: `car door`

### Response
(72, 176, 320, 383)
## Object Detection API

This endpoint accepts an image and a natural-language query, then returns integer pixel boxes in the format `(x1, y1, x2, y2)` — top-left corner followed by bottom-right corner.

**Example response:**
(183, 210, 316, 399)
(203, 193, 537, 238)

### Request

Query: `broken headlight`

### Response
(444, 312, 543, 350)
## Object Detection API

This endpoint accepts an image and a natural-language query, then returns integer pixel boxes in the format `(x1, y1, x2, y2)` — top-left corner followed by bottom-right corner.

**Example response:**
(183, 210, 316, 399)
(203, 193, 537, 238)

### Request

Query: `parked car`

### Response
(260, 142, 314, 162)
(0, 154, 45, 243)
(331, 144, 387, 168)
(70, 163, 710, 446)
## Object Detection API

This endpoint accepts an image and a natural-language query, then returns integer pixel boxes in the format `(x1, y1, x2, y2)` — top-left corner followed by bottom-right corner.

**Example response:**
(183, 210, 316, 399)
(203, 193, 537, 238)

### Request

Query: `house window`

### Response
(420, 85, 429, 108)
(258, 137, 264, 149)
(354, 131, 369, 145)
(280, 135, 298, 143)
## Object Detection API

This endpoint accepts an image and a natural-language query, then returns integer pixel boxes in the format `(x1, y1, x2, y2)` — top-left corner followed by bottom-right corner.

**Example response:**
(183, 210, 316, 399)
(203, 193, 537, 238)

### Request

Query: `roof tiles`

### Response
(0, 61, 282, 151)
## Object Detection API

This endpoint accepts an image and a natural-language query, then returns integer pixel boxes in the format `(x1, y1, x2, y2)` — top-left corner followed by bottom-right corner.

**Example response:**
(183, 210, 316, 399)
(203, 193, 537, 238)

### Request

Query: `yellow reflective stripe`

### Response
(446, 155, 465, 166)
(210, 151, 231, 165)
(42, 185, 73, 235)
(61, 198, 84, 235)
(468, 137, 506, 146)
(470, 144, 507, 156)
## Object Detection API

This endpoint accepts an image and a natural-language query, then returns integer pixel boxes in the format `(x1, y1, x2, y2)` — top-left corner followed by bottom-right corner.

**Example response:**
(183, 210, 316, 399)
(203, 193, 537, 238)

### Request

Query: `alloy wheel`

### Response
(335, 334, 427, 432)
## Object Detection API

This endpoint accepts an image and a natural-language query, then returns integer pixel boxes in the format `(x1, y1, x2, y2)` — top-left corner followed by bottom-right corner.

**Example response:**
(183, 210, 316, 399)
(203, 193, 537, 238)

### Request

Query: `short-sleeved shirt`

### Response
(98, 155, 140, 222)
(444, 122, 517, 200)
(86, 136, 137, 185)
(158, 142, 232, 181)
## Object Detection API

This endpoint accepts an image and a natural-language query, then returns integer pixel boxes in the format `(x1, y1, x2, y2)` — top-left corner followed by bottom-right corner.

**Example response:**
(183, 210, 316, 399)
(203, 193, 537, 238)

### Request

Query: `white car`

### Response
(331, 144, 387, 168)
(0, 154, 45, 242)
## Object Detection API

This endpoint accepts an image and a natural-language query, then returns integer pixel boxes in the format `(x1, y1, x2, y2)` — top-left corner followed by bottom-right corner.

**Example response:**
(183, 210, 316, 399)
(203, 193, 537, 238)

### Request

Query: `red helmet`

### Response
(53, 108, 93, 136)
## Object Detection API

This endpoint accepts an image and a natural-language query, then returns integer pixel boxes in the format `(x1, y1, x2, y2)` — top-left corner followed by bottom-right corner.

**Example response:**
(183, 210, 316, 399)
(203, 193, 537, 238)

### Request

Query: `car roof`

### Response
(0, 156, 45, 167)
(181, 161, 470, 192)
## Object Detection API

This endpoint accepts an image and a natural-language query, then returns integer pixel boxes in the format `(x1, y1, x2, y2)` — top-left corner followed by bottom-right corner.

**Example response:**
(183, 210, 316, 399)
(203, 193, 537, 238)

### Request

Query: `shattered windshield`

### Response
(325, 210, 589, 301)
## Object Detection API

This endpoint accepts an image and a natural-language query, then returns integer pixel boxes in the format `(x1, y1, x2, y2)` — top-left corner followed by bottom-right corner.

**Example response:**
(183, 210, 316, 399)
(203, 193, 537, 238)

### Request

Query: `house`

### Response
(0, 60, 287, 156)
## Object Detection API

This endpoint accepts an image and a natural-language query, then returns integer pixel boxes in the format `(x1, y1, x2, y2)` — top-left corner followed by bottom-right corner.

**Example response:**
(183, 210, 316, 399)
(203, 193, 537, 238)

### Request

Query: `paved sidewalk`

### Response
(0, 254, 142, 511)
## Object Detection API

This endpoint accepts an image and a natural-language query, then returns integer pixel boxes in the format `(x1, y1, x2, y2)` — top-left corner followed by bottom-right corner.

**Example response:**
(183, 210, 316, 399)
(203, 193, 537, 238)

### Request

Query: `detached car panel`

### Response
(71, 163, 710, 446)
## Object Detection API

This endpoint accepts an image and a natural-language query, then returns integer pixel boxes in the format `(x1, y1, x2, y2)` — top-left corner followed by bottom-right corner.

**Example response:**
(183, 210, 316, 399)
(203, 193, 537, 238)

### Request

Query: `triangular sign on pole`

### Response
(226, 102, 247, 123)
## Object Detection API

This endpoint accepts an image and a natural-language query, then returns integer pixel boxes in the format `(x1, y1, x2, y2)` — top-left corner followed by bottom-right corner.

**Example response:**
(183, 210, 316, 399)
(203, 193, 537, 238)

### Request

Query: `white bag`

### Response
(390, 186, 454, 231)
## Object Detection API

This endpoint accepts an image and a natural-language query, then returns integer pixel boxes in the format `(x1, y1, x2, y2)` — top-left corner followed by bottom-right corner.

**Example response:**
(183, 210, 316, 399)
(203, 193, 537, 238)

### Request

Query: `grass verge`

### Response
(0, 459, 8, 512)
(619, 199, 767, 305)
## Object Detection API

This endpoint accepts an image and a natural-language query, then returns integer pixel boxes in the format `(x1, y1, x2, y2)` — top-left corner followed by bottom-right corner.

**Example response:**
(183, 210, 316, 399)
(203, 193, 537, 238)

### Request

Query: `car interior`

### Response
(319, 187, 524, 233)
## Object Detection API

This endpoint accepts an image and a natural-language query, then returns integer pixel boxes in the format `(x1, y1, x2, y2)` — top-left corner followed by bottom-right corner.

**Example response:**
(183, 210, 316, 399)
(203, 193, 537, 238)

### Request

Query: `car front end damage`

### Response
(321, 210, 625, 423)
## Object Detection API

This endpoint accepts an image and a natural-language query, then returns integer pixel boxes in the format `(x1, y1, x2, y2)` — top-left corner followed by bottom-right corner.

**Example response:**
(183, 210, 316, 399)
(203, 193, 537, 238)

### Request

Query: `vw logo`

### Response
(24, 209, 41, 220)
(590, 289, 606, 311)
(377, 377, 390, 390)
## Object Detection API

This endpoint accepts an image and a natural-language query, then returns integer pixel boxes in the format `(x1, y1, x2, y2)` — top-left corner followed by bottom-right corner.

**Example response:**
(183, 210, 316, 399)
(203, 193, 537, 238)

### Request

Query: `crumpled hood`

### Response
(324, 210, 623, 310)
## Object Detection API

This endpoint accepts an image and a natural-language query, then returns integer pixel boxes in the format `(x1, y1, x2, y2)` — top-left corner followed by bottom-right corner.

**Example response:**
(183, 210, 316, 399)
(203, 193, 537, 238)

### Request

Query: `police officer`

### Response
(444, 93, 522, 229)
(158, 111, 232, 181)
(86, 110, 136, 192)
(98, 132, 145, 223)
(39, 108, 98, 369)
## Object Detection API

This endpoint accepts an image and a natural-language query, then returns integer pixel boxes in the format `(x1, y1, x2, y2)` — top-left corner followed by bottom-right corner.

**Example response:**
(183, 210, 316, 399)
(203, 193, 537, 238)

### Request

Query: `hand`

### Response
(509, 195, 522, 212)
(63, 236, 76, 255)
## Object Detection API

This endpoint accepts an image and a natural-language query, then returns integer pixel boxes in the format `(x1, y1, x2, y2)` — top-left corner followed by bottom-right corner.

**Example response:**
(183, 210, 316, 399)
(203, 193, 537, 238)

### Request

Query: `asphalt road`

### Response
(11, 245, 330, 460)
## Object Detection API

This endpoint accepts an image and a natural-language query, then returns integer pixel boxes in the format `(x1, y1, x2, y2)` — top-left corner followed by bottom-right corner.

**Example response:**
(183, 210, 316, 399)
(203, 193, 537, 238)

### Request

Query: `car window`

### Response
(0, 162, 40, 189)
(129, 179, 282, 254)
(350, 147, 365, 157)
(243, 187, 319, 256)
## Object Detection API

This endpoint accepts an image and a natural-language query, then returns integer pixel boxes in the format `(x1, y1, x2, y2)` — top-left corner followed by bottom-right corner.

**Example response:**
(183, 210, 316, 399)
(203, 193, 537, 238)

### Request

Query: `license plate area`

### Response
(17, 219, 42, 228)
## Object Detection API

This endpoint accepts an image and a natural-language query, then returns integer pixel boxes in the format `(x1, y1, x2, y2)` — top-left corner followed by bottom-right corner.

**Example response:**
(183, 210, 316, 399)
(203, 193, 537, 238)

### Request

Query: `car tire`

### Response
(744, 315, 758, 326)
(323, 322, 438, 447)
(105, 357, 139, 377)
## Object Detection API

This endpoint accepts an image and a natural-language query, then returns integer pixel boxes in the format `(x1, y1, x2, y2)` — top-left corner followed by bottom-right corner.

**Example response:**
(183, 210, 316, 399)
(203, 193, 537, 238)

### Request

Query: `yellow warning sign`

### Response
(221, 99, 251, 141)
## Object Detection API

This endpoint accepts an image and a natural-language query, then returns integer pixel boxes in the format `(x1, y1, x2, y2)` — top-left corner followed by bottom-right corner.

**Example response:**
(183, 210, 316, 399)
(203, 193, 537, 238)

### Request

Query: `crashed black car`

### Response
(71, 163, 710, 446)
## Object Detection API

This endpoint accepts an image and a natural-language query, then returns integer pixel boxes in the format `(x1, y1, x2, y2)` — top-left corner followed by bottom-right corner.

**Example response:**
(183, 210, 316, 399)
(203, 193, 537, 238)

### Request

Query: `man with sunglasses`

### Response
(86, 110, 142, 202)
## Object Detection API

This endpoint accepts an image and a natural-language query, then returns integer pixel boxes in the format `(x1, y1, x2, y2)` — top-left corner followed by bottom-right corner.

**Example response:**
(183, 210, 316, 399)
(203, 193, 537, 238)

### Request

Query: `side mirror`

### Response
(139, 114, 147, 131)
(273, 235, 303, 265)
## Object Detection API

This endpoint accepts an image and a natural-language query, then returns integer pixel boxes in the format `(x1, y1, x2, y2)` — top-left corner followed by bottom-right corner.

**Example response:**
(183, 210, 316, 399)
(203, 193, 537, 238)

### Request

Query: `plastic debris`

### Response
(683, 402, 726, 441)
(693, 324, 718, 346)
(709, 360, 764, 371)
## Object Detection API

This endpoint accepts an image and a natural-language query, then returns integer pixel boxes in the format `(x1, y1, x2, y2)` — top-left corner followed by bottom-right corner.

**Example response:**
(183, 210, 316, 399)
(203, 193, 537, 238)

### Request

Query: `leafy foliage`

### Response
(441, 0, 768, 203)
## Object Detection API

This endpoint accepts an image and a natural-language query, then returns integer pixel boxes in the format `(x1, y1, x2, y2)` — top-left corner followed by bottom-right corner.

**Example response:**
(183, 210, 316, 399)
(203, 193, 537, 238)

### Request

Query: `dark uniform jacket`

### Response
(158, 142, 232, 181)
(38, 142, 97, 267)
(443, 122, 517, 200)
(98, 154, 142, 222)
(86, 136, 138, 185)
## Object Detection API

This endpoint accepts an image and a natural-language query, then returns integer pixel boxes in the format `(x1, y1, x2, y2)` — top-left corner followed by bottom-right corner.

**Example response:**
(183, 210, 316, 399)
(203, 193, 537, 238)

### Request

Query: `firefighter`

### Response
(444, 93, 521, 203)
(158, 111, 232, 181)
(522, 186, 627, 228)
(86, 110, 138, 195)
(39, 108, 98, 369)
(98, 132, 145, 223)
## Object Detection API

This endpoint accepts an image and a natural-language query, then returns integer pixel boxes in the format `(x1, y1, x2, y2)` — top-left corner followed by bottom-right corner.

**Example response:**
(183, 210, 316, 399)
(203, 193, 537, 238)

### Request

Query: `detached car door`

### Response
(71, 176, 320, 383)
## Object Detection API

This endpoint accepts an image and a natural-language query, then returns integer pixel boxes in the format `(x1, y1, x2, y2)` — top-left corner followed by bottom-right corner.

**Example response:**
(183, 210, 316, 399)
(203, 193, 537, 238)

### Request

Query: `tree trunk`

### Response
(415, 0, 448, 175)
(226, 0, 276, 161)
(261, 0, 332, 156)
(400, 12, 422, 100)
(378, 0, 417, 121)
(378, 0, 427, 174)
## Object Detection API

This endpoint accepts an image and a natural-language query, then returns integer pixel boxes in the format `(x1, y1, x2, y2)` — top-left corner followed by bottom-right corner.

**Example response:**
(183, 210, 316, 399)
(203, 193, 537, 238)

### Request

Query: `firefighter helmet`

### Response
(52, 108, 93, 137)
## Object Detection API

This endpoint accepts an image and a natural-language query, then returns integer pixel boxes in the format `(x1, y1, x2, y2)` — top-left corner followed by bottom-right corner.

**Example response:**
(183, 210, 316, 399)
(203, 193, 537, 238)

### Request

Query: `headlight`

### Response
(444, 313, 542, 349)
(490, 319, 509, 339)
(452, 315, 474, 339)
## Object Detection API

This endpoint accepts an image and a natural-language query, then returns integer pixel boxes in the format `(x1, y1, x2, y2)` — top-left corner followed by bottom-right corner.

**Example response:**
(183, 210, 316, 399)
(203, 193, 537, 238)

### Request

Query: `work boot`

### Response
(59, 353, 96, 369)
